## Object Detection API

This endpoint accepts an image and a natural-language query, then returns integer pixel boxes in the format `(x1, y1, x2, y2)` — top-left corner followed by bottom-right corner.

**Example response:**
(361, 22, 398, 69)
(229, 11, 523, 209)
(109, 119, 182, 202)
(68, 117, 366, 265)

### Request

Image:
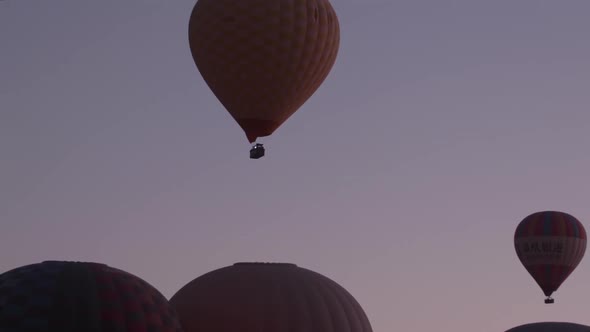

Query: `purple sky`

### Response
(2, 1, 590, 331)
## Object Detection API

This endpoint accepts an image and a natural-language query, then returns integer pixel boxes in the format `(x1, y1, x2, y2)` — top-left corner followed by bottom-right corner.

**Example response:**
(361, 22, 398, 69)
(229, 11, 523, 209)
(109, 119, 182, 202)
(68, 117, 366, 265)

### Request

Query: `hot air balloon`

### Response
(0, 261, 183, 332)
(169, 262, 372, 332)
(506, 322, 590, 332)
(514, 211, 586, 303)
(188, 0, 340, 159)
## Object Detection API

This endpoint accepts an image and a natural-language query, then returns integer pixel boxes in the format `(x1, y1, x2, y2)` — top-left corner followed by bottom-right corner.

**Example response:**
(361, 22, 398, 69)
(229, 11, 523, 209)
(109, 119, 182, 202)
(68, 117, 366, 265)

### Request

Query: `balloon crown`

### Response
(233, 262, 297, 267)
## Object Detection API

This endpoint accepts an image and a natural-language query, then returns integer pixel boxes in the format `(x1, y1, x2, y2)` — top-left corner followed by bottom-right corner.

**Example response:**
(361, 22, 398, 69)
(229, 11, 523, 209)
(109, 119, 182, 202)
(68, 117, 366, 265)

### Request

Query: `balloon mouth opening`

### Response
(234, 262, 297, 267)
(235, 119, 280, 143)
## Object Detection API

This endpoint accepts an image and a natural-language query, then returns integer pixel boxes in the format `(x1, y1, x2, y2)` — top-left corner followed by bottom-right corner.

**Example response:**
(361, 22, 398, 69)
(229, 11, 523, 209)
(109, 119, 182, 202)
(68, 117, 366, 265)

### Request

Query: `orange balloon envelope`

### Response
(514, 211, 586, 303)
(169, 262, 373, 332)
(188, 0, 340, 143)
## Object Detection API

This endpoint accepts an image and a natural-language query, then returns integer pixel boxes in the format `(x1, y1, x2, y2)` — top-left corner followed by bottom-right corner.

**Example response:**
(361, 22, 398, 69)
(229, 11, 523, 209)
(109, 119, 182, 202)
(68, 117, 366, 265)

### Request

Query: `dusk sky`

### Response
(3, 1, 590, 331)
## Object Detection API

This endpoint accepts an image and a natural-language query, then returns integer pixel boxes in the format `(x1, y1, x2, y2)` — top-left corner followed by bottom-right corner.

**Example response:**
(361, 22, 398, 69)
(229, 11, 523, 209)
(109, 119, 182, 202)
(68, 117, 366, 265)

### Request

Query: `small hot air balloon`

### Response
(188, 0, 340, 159)
(169, 262, 373, 332)
(514, 211, 587, 304)
(0, 261, 183, 332)
(506, 322, 590, 332)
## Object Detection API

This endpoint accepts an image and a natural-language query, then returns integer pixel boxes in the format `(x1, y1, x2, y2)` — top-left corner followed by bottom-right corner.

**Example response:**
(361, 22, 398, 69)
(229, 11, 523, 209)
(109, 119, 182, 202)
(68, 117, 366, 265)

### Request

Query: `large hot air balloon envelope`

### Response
(506, 322, 590, 332)
(169, 262, 372, 332)
(188, 0, 340, 158)
(0, 261, 183, 332)
(514, 211, 586, 303)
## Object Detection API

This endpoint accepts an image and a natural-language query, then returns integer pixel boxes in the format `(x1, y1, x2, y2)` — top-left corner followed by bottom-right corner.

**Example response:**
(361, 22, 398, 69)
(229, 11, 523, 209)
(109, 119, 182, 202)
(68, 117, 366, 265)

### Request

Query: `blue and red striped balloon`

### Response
(0, 261, 183, 332)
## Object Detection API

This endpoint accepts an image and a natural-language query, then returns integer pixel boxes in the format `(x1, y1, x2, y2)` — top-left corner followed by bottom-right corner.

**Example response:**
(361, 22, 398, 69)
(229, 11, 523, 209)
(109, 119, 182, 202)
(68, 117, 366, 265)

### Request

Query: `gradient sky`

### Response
(2, 1, 590, 331)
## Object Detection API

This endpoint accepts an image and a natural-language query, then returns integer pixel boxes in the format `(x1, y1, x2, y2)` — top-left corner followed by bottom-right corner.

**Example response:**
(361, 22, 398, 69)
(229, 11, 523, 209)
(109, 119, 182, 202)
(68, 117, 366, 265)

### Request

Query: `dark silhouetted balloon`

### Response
(506, 322, 590, 332)
(514, 211, 586, 303)
(188, 0, 340, 144)
(0, 261, 183, 332)
(169, 262, 372, 332)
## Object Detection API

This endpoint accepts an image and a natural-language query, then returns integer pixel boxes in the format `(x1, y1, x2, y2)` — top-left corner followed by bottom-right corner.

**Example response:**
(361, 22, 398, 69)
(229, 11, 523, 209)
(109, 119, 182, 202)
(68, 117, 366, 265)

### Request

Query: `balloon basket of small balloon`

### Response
(250, 143, 265, 159)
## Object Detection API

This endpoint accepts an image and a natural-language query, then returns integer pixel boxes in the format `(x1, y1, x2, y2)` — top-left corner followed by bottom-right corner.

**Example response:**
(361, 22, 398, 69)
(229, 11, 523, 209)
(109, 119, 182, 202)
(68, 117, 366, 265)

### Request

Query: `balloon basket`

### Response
(544, 297, 554, 304)
(250, 143, 265, 159)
